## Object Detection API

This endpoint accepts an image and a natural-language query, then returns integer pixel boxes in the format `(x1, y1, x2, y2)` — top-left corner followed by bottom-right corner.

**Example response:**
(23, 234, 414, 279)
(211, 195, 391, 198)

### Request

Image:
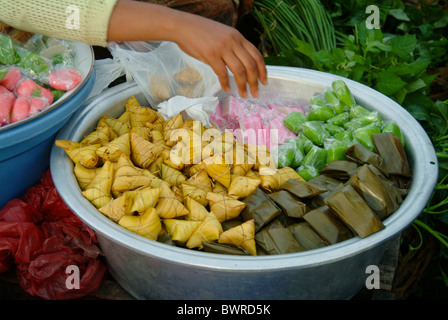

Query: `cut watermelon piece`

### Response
(48, 68, 82, 91)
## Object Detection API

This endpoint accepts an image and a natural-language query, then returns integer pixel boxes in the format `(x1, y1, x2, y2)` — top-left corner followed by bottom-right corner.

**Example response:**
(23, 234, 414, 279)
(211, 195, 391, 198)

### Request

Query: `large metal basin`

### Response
(50, 66, 438, 300)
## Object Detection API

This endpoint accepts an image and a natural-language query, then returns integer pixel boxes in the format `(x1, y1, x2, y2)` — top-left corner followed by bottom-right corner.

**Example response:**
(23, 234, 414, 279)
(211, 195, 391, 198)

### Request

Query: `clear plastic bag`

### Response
(105, 41, 221, 107)
(0, 32, 82, 127)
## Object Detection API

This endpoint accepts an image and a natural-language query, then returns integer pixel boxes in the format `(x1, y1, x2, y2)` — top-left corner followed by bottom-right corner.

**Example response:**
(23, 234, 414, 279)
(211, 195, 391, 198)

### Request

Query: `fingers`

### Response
(224, 52, 249, 98)
(238, 41, 268, 98)
(177, 22, 267, 99)
(244, 41, 268, 87)
(211, 58, 231, 93)
(225, 36, 267, 99)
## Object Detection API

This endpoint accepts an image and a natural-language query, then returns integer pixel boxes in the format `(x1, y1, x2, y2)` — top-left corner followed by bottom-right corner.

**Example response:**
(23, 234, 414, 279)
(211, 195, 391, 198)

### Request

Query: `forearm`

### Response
(107, 0, 194, 43)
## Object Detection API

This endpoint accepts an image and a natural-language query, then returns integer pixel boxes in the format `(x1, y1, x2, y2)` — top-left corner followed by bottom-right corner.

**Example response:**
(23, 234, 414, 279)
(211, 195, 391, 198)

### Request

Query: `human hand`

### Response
(170, 12, 268, 98)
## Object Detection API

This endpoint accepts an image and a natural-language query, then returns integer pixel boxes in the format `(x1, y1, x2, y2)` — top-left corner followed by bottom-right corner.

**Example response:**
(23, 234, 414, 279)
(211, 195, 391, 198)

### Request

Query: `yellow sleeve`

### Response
(0, 0, 119, 47)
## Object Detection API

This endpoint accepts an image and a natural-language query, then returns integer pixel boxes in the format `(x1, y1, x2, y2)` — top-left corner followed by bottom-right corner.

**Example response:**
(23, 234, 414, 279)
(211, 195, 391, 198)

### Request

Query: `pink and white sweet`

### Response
(210, 95, 305, 150)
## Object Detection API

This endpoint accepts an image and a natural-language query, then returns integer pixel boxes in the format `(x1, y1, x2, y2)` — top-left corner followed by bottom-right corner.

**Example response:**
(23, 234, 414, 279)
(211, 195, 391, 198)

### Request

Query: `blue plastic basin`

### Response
(0, 67, 95, 208)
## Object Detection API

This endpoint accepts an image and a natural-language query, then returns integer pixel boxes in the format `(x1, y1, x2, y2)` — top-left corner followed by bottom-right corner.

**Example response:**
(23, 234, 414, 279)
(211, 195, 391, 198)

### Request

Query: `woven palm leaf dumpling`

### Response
(56, 90, 412, 256)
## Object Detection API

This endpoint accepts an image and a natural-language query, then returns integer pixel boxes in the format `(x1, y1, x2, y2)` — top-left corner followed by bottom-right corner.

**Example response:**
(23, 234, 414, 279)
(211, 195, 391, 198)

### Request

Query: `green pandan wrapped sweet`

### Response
(354, 125, 381, 151)
(327, 112, 349, 127)
(349, 104, 370, 119)
(332, 79, 356, 108)
(382, 121, 405, 146)
(354, 111, 382, 127)
(334, 130, 355, 147)
(325, 88, 347, 114)
(19, 52, 50, 76)
(287, 138, 305, 168)
(308, 105, 335, 122)
(301, 121, 330, 146)
(325, 139, 347, 164)
(302, 145, 328, 171)
(0, 34, 16, 65)
(275, 143, 295, 168)
(324, 123, 345, 136)
(294, 133, 314, 154)
(309, 95, 327, 107)
(283, 111, 308, 134)
(296, 165, 320, 181)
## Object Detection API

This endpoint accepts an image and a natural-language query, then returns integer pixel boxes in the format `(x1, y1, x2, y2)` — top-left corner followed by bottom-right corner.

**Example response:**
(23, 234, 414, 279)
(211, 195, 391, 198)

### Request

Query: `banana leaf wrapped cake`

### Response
(56, 92, 412, 257)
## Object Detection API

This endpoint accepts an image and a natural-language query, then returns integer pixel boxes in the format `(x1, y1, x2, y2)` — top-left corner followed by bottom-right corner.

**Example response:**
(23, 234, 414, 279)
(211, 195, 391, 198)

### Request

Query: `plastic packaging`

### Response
(382, 121, 405, 146)
(107, 41, 221, 107)
(283, 111, 307, 134)
(324, 88, 347, 114)
(324, 139, 348, 163)
(354, 124, 382, 151)
(332, 79, 356, 108)
(308, 104, 335, 122)
(0, 31, 82, 127)
(302, 145, 328, 171)
(210, 94, 302, 149)
(0, 170, 106, 300)
(301, 121, 330, 146)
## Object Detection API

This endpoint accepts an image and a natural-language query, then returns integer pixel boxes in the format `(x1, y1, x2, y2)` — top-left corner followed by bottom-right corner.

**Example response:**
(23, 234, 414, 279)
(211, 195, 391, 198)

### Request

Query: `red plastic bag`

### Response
(0, 170, 106, 300)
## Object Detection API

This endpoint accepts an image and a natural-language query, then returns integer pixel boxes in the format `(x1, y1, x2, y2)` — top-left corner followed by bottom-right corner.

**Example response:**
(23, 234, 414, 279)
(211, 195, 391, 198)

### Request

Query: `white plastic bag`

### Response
(106, 41, 221, 107)
(87, 58, 127, 100)
(157, 95, 219, 128)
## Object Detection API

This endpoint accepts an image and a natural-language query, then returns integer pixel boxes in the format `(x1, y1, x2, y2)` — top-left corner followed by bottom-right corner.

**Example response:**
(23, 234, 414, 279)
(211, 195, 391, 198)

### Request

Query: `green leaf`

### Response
(365, 40, 392, 53)
(394, 87, 408, 104)
(406, 104, 431, 122)
(390, 34, 417, 51)
(405, 78, 428, 93)
(440, 266, 448, 288)
(351, 65, 367, 82)
(434, 12, 448, 28)
(388, 9, 410, 21)
(389, 34, 417, 60)
(291, 37, 317, 62)
(313, 50, 335, 70)
(433, 100, 448, 125)
(264, 51, 305, 68)
(403, 92, 435, 108)
(420, 72, 439, 86)
(386, 60, 431, 77)
(375, 71, 407, 96)
(344, 49, 355, 60)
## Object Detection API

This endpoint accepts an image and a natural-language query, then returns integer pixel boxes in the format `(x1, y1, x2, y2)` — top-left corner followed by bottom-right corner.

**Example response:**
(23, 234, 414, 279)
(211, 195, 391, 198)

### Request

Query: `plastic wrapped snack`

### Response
(108, 41, 221, 107)
(0, 30, 82, 127)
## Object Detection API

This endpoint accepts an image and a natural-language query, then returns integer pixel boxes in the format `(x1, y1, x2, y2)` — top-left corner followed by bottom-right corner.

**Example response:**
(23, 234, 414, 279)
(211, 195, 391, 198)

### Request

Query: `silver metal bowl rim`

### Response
(0, 42, 94, 133)
(51, 66, 438, 272)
